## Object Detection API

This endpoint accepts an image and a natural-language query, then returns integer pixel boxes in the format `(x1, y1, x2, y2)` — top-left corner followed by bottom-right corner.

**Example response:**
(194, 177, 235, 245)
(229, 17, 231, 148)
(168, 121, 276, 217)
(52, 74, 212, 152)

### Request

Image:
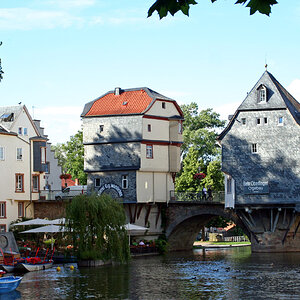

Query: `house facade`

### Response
(218, 71, 300, 251)
(0, 105, 60, 230)
(81, 87, 183, 238)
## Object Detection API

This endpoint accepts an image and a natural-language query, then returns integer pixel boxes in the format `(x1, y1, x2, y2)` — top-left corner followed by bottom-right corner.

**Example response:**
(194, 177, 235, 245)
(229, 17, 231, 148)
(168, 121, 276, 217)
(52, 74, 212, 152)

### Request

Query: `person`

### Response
(139, 240, 145, 246)
(202, 187, 207, 201)
(207, 186, 213, 201)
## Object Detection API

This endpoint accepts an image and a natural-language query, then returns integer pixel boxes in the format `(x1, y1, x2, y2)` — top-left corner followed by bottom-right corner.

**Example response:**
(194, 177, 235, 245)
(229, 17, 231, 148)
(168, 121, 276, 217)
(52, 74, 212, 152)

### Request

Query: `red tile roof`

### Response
(85, 89, 153, 116)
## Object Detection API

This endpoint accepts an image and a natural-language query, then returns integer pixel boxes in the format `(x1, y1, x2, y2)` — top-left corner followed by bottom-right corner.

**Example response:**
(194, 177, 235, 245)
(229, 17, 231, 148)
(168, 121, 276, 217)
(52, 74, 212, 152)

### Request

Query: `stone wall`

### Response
(34, 201, 66, 219)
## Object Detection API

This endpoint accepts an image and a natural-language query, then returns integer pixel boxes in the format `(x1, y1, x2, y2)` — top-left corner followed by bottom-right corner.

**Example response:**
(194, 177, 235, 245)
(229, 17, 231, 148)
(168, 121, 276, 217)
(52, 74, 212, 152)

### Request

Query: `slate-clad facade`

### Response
(218, 71, 300, 207)
(218, 71, 300, 252)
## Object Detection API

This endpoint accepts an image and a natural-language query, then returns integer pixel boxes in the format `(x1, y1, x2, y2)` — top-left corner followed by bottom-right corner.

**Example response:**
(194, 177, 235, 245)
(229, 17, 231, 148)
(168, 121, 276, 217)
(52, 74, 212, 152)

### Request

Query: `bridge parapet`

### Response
(169, 191, 225, 204)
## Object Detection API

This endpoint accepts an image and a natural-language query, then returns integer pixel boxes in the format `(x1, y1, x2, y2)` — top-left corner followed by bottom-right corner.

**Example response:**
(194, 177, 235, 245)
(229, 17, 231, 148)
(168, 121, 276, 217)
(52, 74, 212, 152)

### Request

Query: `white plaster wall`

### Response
(142, 118, 169, 141)
(146, 100, 180, 118)
(140, 144, 169, 171)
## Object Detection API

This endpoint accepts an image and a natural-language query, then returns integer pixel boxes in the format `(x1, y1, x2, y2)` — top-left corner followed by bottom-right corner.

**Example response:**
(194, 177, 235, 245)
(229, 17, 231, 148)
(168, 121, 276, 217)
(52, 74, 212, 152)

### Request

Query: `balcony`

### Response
(169, 191, 225, 204)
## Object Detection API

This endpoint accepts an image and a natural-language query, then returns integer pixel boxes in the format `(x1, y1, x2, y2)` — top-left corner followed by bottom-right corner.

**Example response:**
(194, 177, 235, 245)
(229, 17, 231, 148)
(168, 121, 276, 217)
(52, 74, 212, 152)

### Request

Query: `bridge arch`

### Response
(165, 204, 248, 251)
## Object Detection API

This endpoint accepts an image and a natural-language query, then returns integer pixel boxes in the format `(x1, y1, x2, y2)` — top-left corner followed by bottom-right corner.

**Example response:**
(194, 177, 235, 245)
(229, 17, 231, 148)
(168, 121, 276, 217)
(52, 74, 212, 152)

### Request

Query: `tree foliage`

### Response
(52, 130, 87, 185)
(66, 193, 130, 263)
(175, 103, 225, 191)
(148, 0, 278, 19)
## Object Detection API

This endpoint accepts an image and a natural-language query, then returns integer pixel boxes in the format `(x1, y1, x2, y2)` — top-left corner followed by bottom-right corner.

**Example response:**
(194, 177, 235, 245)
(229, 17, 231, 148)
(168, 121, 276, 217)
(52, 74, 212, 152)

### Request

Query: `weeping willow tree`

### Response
(66, 193, 130, 263)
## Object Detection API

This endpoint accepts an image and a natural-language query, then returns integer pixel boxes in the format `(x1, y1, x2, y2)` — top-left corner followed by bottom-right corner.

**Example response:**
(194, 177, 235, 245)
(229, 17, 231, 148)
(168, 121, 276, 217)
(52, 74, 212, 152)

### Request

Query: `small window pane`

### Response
(147, 124, 151, 132)
(99, 125, 104, 132)
(227, 177, 232, 194)
(18, 127, 22, 135)
(257, 118, 261, 125)
(94, 178, 101, 187)
(146, 145, 153, 158)
(278, 116, 283, 125)
(251, 143, 257, 153)
(23, 128, 28, 135)
(162, 102, 166, 109)
(0, 147, 4, 160)
(18, 203, 24, 218)
(32, 175, 39, 192)
(122, 175, 128, 189)
(17, 148, 22, 160)
(41, 147, 46, 164)
(241, 118, 246, 125)
(264, 117, 268, 124)
(0, 203, 6, 218)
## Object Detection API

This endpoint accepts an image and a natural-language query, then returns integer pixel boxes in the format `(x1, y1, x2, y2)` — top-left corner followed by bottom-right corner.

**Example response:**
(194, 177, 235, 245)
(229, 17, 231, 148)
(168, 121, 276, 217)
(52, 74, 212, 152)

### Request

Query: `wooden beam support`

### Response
(144, 205, 152, 226)
(293, 219, 300, 239)
(155, 204, 162, 227)
(272, 210, 280, 233)
(282, 212, 296, 245)
(259, 210, 266, 232)
(128, 204, 134, 224)
(137, 204, 143, 220)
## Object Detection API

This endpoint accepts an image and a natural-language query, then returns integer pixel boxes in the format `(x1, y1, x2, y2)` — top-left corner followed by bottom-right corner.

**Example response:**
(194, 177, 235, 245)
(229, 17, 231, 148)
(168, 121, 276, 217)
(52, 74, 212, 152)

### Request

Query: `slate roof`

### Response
(218, 71, 300, 140)
(81, 87, 183, 117)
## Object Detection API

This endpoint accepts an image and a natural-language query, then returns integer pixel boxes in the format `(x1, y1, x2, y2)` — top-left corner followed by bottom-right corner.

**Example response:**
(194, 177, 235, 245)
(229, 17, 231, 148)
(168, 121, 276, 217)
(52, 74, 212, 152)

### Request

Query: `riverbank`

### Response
(193, 241, 251, 249)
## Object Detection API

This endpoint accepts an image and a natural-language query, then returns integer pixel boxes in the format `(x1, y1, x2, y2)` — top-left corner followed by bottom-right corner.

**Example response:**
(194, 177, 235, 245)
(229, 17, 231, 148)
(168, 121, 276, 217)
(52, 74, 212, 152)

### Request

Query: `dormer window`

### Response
(257, 85, 267, 103)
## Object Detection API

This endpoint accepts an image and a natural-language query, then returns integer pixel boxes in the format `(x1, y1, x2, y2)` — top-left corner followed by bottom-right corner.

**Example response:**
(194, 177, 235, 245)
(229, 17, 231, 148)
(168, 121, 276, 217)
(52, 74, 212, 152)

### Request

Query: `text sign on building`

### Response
(98, 183, 124, 197)
(243, 181, 269, 194)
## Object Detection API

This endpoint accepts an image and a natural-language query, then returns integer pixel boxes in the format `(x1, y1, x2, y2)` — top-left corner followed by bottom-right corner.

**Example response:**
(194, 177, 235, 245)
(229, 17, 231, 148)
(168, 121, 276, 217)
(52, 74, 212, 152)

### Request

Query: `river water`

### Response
(5, 246, 300, 299)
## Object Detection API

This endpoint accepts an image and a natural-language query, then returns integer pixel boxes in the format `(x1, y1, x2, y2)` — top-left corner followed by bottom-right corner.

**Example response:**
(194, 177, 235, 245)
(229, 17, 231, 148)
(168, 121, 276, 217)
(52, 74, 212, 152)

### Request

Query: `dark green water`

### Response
(6, 246, 300, 299)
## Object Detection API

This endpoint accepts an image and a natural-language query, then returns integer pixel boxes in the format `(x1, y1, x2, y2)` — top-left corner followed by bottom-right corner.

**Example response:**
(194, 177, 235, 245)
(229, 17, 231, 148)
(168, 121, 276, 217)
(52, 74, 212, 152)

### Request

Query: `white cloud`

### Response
(0, 8, 83, 30)
(211, 101, 240, 122)
(287, 79, 300, 101)
(34, 106, 82, 144)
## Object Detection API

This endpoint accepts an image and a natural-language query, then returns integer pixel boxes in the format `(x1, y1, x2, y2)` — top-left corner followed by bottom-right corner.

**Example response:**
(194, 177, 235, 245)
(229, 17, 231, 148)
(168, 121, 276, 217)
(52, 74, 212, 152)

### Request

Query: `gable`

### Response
(238, 71, 287, 111)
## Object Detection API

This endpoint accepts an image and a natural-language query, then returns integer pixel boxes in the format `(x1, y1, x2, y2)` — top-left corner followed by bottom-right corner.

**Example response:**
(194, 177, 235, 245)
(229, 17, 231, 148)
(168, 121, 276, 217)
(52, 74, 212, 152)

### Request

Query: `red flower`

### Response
(193, 173, 206, 180)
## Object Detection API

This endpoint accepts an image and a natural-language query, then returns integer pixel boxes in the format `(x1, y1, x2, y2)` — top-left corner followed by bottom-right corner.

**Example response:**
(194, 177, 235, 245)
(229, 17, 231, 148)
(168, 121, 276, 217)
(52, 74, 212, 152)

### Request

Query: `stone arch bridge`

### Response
(165, 202, 247, 251)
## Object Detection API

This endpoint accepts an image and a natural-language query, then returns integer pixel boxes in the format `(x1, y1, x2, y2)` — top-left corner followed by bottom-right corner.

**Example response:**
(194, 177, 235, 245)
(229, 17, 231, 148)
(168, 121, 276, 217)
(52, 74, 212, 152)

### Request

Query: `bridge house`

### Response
(81, 87, 183, 239)
(218, 71, 300, 252)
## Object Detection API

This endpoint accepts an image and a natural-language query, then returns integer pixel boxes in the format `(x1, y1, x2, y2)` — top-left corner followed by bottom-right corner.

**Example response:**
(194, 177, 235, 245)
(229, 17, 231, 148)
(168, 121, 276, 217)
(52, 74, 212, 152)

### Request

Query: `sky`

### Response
(1, 0, 300, 144)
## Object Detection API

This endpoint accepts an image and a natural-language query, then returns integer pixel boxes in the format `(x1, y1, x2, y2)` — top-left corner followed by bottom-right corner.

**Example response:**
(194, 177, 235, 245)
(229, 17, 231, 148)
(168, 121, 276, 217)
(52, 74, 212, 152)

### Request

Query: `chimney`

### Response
(75, 178, 79, 185)
(114, 87, 121, 96)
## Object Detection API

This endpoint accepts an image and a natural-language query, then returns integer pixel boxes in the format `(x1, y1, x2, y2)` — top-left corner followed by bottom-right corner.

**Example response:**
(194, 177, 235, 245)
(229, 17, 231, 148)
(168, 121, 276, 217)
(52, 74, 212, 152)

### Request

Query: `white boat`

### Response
(0, 265, 15, 273)
(14, 261, 53, 272)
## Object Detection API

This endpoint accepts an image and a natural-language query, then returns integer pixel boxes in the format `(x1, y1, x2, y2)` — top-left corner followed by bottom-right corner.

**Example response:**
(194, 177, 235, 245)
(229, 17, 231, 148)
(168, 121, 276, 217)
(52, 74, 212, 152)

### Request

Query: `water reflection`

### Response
(13, 247, 300, 299)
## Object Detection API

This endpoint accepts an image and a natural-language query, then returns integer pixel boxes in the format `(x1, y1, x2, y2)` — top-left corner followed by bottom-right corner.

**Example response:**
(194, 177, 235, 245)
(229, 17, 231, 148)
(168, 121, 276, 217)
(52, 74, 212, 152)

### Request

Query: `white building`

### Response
(0, 105, 60, 231)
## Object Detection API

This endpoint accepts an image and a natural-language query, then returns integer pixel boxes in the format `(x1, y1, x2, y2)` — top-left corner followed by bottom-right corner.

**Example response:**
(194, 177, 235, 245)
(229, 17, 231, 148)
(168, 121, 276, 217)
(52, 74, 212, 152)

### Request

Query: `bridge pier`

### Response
(237, 206, 300, 252)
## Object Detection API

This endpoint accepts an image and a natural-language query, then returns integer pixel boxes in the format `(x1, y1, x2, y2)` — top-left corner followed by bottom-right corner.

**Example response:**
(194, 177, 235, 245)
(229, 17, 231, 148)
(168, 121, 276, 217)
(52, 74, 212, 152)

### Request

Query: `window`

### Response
(241, 118, 246, 125)
(178, 122, 182, 134)
(146, 145, 153, 159)
(32, 174, 39, 192)
(122, 175, 128, 189)
(18, 202, 24, 218)
(16, 148, 23, 160)
(99, 125, 104, 132)
(15, 174, 24, 192)
(0, 202, 6, 218)
(264, 117, 268, 124)
(251, 143, 258, 153)
(162, 102, 166, 109)
(257, 118, 261, 125)
(147, 124, 152, 132)
(41, 147, 46, 164)
(258, 85, 267, 102)
(227, 177, 232, 194)
(18, 127, 22, 135)
(94, 178, 101, 188)
(278, 116, 283, 125)
(0, 225, 6, 232)
(0, 147, 4, 160)
(45, 162, 50, 174)
(23, 128, 28, 135)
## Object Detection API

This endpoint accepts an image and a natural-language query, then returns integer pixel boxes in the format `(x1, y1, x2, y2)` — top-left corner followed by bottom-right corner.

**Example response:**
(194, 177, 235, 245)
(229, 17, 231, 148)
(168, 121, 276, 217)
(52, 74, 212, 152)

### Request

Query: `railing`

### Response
(39, 190, 62, 201)
(223, 236, 249, 242)
(169, 191, 225, 204)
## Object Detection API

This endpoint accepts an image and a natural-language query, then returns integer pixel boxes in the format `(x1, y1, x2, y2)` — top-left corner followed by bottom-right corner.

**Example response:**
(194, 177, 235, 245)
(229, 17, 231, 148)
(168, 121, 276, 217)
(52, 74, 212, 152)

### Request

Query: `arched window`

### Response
(257, 85, 267, 102)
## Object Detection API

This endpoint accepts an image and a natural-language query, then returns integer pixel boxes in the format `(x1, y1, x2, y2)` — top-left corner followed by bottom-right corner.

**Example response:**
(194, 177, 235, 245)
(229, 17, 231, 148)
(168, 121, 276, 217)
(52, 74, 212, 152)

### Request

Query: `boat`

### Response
(14, 259, 53, 272)
(0, 276, 22, 294)
(0, 265, 14, 273)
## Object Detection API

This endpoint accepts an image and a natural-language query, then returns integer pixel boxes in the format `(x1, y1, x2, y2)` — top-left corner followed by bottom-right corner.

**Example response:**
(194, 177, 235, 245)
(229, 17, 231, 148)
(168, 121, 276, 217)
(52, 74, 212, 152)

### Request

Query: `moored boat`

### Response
(0, 276, 22, 294)
(14, 260, 53, 272)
